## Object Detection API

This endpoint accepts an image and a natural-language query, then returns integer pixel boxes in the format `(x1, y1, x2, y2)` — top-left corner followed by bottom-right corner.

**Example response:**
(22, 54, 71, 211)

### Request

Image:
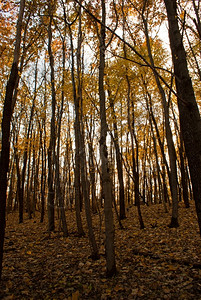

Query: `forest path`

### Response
(1, 203, 201, 299)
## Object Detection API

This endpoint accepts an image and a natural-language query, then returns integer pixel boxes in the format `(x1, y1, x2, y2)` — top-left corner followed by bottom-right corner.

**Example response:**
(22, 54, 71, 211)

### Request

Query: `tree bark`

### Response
(164, 0, 201, 234)
(0, 0, 25, 280)
(68, 20, 85, 236)
(77, 6, 99, 258)
(87, 118, 98, 214)
(108, 88, 126, 220)
(47, 2, 56, 232)
(40, 61, 47, 223)
(55, 32, 68, 237)
(99, 0, 116, 277)
(145, 96, 163, 205)
(142, 15, 179, 227)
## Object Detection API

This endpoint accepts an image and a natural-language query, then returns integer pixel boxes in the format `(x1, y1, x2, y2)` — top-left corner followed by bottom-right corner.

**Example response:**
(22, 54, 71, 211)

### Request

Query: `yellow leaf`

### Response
(180, 11, 185, 20)
(168, 264, 178, 271)
(106, 289, 111, 295)
(5, 295, 15, 300)
(114, 285, 124, 292)
(72, 290, 80, 300)
(26, 251, 32, 255)
(163, 287, 171, 294)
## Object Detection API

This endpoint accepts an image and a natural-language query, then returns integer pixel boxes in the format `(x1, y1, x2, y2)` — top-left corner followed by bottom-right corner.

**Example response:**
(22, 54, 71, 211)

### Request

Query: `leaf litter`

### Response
(1, 202, 201, 299)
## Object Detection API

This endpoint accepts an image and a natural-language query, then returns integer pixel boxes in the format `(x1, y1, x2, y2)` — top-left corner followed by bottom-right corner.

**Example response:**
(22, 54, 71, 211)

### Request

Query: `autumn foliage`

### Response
(0, 0, 201, 298)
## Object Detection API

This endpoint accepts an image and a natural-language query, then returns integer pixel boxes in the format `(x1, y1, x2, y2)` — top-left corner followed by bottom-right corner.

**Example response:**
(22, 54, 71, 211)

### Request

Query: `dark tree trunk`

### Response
(68, 22, 85, 237)
(87, 125, 98, 214)
(55, 36, 68, 237)
(143, 16, 178, 227)
(76, 7, 99, 258)
(179, 135, 190, 208)
(164, 0, 201, 234)
(47, 2, 56, 232)
(7, 158, 15, 213)
(99, 0, 116, 277)
(40, 127, 45, 223)
(126, 75, 145, 229)
(0, 0, 25, 279)
(15, 151, 23, 223)
(40, 60, 47, 223)
(108, 89, 126, 220)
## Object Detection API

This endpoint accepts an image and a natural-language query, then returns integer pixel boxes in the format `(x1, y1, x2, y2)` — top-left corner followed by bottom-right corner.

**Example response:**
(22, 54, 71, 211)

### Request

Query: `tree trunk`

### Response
(40, 59, 47, 223)
(126, 75, 145, 229)
(99, 0, 116, 277)
(77, 7, 99, 258)
(15, 151, 23, 222)
(57, 37, 68, 237)
(0, 0, 25, 280)
(164, 0, 201, 234)
(143, 15, 179, 227)
(40, 126, 45, 223)
(108, 88, 126, 220)
(47, 2, 56, 232)
(68, 21, 85, 236)
(7, 158, 15, 213)
(122, 2, 144, 228)
(192, 0, 201, 40)
(26, 138, 32, 219)
(87, 120, 98, 214)
(171, 102, 190, 208)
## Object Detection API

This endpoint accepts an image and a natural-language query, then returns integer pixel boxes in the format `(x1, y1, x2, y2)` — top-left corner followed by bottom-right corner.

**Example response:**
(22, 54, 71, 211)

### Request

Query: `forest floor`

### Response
(1, 202, 201, 299)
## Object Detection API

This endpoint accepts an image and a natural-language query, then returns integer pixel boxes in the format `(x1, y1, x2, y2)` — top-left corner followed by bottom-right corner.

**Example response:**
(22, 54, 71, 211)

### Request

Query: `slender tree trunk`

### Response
(15, 151, 23, 220)
(68, 21, 85, 236)
(126, 75, 145, 229)
(171, 101, 190, 208)
(26, 138, 32, 219)
(7, 157, 15, 213)
(55, 36, 68, 237)
(40, 126, 45, 223)
(144, 89, 167, 210)
(99, 0, 116, 277)
(47, 2, 56, 232)
(122, 1, 144, 228)
(63, 118, 73, 210)
(150, 122, 163, 205)
(108, 88, 126, 220)
(192, 0, 201, 40)
(87, 120, 98, 214)
(185, 27, 201, 81)
(126, 133, 131, 205)
(143, 16, 178, 227)
(32, 131, 39, 216)
(40, 59, 47, 223)
(179, 138, 190, 208)
(77, 7, 99, 257)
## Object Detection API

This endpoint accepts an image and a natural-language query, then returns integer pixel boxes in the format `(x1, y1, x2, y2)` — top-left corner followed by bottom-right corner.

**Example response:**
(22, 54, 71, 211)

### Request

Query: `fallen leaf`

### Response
(72, 290, 80, 300)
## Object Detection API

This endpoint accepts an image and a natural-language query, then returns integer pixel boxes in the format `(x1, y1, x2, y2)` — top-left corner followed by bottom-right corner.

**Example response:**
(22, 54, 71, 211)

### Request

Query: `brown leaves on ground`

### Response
(1, 203, 201, 299)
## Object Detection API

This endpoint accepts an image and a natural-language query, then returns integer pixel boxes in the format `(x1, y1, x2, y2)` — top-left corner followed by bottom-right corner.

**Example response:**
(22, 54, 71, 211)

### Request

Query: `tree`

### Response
(99, 0, 116, 277)
(121, 2, 144, 228)
(47, 0, 57, 232)
(141, 9, 179, 227)
(0, 0, 25, 280)
(107, 81, 126, 220)
(55, 31, 68, 237)
(75, 4, 99, 259)
(66, 4, 85, 237)
(164, 0, 201, 234)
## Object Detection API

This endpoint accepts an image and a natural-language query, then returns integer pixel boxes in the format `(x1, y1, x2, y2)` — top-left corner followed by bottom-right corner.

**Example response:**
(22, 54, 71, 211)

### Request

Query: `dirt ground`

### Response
(1, 202, 201, 299)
